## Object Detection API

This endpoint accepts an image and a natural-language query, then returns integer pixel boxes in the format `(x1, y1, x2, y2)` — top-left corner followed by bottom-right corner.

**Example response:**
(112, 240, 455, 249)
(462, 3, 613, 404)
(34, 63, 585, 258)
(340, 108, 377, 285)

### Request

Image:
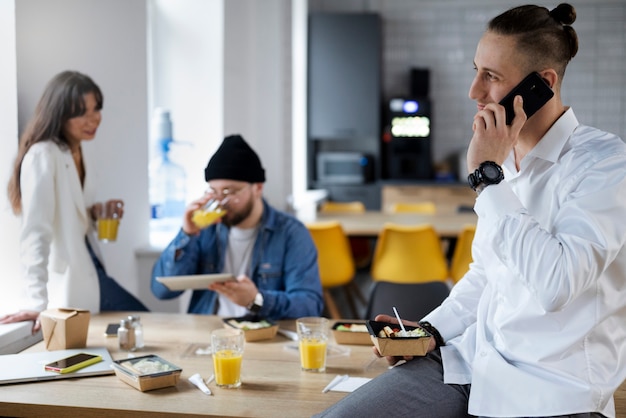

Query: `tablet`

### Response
(155, 274, 236, 291)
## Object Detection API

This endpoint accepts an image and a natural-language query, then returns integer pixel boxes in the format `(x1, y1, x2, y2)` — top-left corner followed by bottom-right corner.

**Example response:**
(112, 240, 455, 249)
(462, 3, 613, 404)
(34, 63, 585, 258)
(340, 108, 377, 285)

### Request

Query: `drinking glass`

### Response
(211, 328, 244, 388)
(296, 317, 329, 373)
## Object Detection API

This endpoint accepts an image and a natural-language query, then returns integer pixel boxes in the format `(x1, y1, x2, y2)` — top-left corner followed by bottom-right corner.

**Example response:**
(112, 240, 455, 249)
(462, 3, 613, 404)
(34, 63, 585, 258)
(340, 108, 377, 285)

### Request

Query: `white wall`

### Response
(223, 0, 293, 209)
(0, 0, 21, 315)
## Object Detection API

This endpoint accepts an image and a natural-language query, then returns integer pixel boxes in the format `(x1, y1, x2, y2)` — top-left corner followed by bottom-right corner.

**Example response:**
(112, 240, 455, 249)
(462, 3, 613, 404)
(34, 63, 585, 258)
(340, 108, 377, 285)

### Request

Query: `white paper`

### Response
(322, 374, 348, 393)
(330, 377, 371, 392)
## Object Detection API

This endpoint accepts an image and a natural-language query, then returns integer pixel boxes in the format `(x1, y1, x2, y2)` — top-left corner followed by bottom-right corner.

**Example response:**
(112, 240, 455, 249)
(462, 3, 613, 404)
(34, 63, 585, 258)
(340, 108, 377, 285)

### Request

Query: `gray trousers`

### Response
(313, 349, 606, 418)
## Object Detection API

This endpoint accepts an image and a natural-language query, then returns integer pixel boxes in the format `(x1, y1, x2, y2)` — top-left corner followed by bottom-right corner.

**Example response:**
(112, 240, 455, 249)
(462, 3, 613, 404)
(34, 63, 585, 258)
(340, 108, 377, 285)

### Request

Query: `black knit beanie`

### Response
(204, 134, 266, 183)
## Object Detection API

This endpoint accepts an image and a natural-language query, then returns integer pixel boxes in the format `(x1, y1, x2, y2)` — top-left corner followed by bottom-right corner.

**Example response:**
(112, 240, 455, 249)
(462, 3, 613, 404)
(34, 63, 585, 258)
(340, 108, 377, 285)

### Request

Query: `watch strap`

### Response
(467, 161, 504, 192)
(247, 292, 263, 313)
(418, 321, 445, 348)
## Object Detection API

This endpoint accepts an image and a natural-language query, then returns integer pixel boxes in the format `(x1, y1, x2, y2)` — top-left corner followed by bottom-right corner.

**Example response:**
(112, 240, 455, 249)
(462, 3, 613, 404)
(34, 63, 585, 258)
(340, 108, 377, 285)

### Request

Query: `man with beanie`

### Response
(151, 135, 324, 319)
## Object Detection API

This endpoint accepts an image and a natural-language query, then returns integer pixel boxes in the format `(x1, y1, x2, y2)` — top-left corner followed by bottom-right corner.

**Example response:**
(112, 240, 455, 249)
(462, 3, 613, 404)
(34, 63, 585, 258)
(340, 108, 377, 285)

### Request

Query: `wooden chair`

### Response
(390, 202, 437, 214)
(371, 223, 449, 284)
(365, 281, 450, 321)
(449, 224, 476, 283)
(306, 221, 366, 319)
(320, 201, 372, 269)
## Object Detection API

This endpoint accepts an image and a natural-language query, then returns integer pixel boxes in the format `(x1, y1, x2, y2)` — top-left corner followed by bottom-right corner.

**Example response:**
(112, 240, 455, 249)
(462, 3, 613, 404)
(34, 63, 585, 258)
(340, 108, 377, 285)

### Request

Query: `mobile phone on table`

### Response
(44, 353, 103, 374)
(104, 323, 120, 337)
(499, 72, 554, 125)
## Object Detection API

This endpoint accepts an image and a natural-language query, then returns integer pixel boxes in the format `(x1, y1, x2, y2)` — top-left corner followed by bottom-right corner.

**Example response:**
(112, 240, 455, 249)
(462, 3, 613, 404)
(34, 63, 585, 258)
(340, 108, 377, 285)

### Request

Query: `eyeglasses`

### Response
(205, 183, 252, 205)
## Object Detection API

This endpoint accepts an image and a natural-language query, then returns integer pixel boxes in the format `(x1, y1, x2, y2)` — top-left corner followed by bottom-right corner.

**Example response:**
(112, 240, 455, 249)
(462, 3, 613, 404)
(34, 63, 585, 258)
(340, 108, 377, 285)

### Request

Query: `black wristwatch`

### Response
(247, 292, 264, 314)
(418, 321, 445, 348)
(467, 161, 504, 193)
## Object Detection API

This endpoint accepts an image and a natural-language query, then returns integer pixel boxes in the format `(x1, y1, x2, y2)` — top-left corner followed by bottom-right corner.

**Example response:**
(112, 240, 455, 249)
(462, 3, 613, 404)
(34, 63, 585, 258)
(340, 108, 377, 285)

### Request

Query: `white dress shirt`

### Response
(424, 108, 626, 417)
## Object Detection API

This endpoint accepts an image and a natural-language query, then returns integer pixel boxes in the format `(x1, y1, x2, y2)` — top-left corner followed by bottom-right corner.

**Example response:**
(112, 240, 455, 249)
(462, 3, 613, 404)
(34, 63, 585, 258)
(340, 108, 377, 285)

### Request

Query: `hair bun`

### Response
(549, 3, 576, 25)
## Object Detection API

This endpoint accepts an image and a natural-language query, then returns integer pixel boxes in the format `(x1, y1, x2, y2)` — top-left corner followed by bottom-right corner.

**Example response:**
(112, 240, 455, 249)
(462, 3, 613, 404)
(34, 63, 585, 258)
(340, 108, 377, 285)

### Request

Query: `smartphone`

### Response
(499, 72, 554, 125)
(44, 353, 103, 374)
(104, 323, 120, 337)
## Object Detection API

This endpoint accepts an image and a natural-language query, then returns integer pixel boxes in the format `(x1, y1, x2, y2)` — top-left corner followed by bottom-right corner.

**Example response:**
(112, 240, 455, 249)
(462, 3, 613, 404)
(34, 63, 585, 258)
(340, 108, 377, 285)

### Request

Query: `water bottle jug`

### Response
(149, 109, 186, 247)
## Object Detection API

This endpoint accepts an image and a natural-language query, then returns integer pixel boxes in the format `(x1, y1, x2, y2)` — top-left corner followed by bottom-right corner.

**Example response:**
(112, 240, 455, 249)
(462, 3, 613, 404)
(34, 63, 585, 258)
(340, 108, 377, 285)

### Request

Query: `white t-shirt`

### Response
(216, 226, 259, 317)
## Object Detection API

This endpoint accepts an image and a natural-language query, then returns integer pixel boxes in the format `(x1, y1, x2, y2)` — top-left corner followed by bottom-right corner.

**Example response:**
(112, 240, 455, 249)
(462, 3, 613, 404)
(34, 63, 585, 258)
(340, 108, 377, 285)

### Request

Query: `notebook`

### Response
(0, 322, 43, 355)
(0, 346, 114, 385)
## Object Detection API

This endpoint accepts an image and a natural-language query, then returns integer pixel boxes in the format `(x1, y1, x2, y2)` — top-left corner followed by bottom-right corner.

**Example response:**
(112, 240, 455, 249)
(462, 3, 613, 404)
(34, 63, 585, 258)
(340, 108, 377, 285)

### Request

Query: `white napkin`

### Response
(330, 377, 371, 392)
(322, 374, 372, 393)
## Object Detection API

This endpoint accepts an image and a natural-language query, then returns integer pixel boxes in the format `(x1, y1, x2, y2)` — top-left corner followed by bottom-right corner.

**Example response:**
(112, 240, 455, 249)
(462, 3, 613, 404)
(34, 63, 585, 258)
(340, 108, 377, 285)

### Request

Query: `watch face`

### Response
(483, 164, 500, 180)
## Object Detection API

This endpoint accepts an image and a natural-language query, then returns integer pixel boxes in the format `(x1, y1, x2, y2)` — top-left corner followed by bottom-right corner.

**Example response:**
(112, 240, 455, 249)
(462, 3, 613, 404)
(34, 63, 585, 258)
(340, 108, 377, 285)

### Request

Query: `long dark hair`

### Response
(7, 70, 103, 214)
(488, 3, 579, 82)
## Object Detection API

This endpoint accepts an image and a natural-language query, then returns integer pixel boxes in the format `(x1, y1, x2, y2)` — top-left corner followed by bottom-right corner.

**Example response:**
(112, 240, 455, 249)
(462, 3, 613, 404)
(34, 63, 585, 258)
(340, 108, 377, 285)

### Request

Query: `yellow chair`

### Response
(371, 223, 449, 284)
(320, 201, 372, 269)
(449, 224, 476, 283)
(390, 202, 437, 214)
(307, 221, 366, 319)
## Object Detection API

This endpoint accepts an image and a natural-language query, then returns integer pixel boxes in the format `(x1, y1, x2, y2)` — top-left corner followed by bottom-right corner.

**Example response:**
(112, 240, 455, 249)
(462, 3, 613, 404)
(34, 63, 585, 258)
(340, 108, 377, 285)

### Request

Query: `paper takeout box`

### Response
(366, 320, 433, 357)
(332, 321, 373, 345)
(112, 355, 182, 392)
(40, 308, 90, 350)
(223, 316, 279, 342)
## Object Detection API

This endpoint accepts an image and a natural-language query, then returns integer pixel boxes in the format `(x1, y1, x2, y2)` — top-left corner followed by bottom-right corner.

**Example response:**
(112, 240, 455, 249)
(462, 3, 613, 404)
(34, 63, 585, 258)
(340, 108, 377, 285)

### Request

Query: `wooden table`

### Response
(309, 210, 477, 239)
(0, 312, 389, 418)
(3, 313, 624, 417)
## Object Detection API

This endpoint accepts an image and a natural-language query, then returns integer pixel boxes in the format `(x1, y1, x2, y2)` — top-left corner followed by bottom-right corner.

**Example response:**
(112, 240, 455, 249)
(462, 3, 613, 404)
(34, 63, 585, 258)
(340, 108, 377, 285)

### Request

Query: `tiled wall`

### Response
(309, 0, 626, 174)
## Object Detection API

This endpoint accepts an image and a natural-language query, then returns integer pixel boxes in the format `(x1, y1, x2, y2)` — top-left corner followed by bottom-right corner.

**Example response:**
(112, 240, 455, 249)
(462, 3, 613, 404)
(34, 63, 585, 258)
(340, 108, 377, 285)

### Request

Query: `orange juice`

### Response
(192, 209, 226, 228)
(213, 349, 242, 387)
(98, 218, 119, 242)
(299, 338, 327, 372)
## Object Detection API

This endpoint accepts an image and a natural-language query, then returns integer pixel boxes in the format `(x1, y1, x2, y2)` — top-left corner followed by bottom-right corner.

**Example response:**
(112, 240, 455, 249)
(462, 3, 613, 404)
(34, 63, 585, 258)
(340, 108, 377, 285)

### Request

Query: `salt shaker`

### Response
(117, 319, 135, 351)
(128, 315, 144, 350)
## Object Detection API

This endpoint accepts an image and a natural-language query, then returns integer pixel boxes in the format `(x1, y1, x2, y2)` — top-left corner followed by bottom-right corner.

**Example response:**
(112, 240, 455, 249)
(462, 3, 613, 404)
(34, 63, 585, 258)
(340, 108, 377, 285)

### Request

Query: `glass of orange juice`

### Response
(296, 317, 329, 372)
(192, 198, 227, 229)
(94, 200, 123, 242)
(211, 328, 244, 388)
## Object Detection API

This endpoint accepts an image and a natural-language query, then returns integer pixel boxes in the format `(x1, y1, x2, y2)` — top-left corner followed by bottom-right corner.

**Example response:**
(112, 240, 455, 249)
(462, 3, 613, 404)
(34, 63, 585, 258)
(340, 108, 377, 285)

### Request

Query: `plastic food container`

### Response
(331, 321, 372, 345)
(223, 316, 279, 342)
(112, 355, 182, 391)
(366, 320, 433, 357)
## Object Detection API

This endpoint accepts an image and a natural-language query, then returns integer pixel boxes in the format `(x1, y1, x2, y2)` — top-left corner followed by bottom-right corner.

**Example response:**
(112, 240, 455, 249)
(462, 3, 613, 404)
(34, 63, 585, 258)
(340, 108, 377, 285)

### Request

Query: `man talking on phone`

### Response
(316, 4, 626, 418)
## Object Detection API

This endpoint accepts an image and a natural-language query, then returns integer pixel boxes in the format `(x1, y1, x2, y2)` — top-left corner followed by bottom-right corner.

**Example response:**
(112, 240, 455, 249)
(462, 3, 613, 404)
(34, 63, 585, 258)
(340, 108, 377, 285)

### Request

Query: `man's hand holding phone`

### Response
(468, 95, 526, 172)
(467, 72, 554, 172)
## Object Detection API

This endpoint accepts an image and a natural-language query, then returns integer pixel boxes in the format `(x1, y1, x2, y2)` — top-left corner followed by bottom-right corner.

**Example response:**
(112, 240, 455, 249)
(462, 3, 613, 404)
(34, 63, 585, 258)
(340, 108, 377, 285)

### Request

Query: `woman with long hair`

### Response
(1, 70, 147, 332)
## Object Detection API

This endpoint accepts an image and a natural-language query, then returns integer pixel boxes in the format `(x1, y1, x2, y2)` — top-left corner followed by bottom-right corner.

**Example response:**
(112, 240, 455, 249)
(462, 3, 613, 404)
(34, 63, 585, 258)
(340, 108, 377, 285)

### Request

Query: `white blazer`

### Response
(19, 141, 101, 313)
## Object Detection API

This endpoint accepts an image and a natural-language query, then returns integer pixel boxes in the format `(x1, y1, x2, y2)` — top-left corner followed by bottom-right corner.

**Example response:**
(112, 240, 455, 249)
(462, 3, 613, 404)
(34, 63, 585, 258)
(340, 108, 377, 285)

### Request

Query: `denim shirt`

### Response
(151, 199, 323, 320)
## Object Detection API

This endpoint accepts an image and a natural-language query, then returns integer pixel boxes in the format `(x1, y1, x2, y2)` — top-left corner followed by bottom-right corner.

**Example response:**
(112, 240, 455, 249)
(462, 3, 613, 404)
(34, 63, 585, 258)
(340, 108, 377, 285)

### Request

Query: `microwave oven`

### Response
(316, 152, 375, 184)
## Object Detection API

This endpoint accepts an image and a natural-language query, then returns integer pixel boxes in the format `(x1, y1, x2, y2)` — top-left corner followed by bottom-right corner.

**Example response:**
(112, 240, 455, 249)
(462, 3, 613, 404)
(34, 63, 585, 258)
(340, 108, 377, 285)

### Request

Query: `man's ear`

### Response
(539, 69, 558, 90)
(252, 182, 264, 196)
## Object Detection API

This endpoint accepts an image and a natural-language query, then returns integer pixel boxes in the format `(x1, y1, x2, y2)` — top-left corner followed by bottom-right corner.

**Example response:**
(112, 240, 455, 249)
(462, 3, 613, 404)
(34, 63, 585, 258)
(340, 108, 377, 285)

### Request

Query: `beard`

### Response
(222, 197, 254, 227)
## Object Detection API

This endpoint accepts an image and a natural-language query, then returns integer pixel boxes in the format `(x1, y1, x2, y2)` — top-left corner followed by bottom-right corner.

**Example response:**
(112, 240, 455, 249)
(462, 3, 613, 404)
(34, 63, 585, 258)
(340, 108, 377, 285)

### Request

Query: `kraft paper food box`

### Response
(112, 355, 182, 392)
(40, 308, 90, 350)
(223, 316, 279, 342)
(366, 320, 433, 357)
(332, 321, 373, 345)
